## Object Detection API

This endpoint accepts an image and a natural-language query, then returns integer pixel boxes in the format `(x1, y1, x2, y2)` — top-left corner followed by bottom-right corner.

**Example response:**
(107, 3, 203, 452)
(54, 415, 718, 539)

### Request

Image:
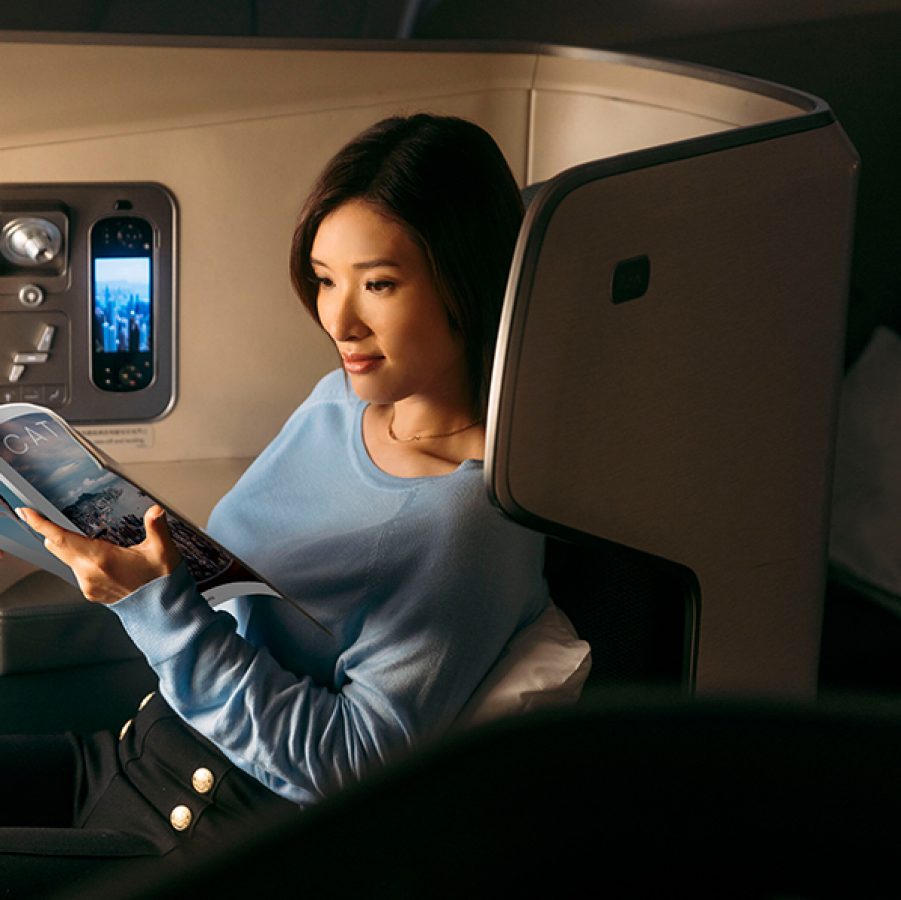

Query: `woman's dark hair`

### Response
(290, 113, 524, 415)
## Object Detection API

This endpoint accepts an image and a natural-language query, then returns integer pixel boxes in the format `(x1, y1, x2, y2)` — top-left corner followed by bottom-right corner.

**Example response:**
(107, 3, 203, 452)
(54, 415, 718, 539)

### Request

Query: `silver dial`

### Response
(0, 217, 63, 266)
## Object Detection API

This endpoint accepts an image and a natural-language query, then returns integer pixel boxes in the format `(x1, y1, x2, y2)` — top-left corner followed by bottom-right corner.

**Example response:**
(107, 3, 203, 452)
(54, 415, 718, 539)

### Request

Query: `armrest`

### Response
(0, 570, 141, 675)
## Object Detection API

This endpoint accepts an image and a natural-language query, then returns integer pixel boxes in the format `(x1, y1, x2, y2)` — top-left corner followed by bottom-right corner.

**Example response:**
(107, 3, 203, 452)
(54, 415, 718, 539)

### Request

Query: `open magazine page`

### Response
(0, 403, 322, 628)
(0, 481, 78, 583)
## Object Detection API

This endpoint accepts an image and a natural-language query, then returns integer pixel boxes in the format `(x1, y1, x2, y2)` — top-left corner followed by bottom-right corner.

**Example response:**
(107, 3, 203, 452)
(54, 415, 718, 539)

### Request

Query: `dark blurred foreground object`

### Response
(61, 693, 901, 899)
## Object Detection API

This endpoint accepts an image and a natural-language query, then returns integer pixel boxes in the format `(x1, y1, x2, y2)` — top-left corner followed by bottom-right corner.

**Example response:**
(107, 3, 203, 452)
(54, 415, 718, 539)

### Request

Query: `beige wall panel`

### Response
(121, 458, 255, 526)
(532, 54, 800, 130)
(528, 51, 804, 185)
(0, 40, 533, 519)
(528, 90, 730, 183)
(0, 43, 536, 151)
(0, 88, 529, 479)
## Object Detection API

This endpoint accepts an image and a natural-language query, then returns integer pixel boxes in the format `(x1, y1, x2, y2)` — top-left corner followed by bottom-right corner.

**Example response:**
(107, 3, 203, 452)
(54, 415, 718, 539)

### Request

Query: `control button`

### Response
(17, 284, 45, 307)
(138, 690, 156, 711)
(169, 805, 193, 832)
(44, 385, 65, 406)
(13, 352, 48, 365)
(8, 364, 25, 383)
(36, 325, 56, 353)
(1, 219, 62, 265)
(117, 363, 148, 390)
(118, 718, 134, 741)
(1, 387, 20, 403)
(21, 386, 44, 403)
(191, 767, 215, 795)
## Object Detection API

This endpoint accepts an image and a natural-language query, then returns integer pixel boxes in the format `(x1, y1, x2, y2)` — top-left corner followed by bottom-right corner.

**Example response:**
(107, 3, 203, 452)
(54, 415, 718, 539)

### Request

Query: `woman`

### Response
(0, 113, 550, 886)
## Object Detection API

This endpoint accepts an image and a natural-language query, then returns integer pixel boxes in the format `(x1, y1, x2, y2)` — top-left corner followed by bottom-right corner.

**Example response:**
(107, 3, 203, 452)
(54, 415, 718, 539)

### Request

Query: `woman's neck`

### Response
(362, 401, 485, 478)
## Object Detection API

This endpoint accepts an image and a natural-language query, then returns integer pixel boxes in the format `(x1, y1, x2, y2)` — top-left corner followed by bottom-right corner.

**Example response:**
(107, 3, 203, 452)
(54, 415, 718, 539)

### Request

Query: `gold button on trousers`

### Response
(169, 805, 193, 832)
(192, 767, 215, 794)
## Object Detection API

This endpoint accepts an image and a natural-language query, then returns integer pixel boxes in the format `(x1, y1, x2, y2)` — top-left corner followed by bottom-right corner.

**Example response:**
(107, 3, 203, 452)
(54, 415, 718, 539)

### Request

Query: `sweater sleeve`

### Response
(110, 487, 547, 807)
(111, 562, 398, 806)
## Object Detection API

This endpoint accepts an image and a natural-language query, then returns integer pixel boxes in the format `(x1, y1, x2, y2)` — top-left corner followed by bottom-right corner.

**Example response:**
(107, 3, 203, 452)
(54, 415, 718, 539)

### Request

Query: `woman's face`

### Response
(311, 200, 469, 408)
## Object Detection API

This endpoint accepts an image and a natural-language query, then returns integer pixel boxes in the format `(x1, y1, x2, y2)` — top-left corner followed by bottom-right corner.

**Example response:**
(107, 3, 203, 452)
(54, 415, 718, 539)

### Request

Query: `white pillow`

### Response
(455, 602, 592, 729)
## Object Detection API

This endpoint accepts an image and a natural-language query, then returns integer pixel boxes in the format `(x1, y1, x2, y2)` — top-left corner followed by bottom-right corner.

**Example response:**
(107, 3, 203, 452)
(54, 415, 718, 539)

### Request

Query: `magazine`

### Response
(0, 402, 323, 628)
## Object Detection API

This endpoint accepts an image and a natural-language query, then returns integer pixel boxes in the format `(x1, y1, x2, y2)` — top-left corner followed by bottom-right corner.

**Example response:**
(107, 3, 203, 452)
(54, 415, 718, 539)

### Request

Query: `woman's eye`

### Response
(365, 279, 394, 294)
(314, 275, 334, 289)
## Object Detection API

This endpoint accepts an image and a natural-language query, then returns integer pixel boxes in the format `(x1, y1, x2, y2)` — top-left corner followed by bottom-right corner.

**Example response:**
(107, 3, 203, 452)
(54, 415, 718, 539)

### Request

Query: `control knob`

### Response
(0, 217, 63, 266)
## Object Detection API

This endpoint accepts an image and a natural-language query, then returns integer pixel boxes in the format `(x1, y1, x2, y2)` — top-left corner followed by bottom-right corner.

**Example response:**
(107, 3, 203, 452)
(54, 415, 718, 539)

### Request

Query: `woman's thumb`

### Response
(143, 504, 173, 548)
(141, 505, 182, 574)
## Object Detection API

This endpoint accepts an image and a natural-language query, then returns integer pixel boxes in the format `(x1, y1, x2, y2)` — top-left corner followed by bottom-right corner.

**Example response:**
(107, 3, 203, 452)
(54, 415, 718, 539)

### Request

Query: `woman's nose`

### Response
(320, 288, 368, 342)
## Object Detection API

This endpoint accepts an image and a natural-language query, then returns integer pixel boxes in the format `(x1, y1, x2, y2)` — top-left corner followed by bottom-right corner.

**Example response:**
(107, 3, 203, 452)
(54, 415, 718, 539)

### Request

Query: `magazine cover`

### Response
(0, 481, 77, 583)
(0, 402, 323, 627)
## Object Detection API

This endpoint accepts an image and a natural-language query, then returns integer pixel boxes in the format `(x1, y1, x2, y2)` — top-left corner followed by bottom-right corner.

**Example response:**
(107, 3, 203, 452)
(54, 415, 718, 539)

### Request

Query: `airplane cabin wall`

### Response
(0, 39, 805, 523)
(0, 43, 532, 519)
(526, 54, 799, 183)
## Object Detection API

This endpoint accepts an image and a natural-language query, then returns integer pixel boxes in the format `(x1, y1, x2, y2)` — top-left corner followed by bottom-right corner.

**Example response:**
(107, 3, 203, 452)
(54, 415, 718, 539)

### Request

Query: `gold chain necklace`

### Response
(386, 408, 483, 443)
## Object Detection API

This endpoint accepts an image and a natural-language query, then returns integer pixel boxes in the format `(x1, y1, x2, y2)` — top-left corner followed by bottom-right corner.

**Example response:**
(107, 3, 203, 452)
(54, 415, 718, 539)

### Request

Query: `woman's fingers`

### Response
(14, 505, 182, 604)
(15, 507, 88, 560)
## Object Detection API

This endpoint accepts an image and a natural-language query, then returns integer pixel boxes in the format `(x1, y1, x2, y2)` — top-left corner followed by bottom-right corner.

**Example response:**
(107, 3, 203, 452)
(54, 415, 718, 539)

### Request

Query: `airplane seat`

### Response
(820, 318, 901, 695)
(444, 180, 693, 724)
(488, 102, 857, 698)
(510, 183, 692, 698)
(542, 535, 691, 691)
(0, 570, 156, 734)
(454, 526, 694, 734)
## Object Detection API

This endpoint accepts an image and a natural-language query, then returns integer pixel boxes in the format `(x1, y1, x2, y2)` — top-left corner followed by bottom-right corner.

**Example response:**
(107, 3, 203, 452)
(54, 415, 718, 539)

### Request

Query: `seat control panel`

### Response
(0, 312, 67, 406)
(0, 183, 176, 424)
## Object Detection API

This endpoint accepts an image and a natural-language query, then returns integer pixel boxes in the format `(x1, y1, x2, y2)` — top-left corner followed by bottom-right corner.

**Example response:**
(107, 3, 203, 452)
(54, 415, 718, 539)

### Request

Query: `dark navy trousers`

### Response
(0, 691, 299, 897)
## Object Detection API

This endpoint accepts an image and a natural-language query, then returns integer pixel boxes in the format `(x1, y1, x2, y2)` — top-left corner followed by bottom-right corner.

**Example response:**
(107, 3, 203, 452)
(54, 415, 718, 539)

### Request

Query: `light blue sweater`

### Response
(111, 370, 549, 806)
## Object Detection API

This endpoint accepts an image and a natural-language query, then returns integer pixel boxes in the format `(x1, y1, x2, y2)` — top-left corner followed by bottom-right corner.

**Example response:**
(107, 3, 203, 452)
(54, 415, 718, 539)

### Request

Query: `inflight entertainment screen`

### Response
(92, 256, 152, 353)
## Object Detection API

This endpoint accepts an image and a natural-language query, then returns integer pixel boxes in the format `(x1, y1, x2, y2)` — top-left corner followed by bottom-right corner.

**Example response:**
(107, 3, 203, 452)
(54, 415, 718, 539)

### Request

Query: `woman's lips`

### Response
(341, 354, 383, 375)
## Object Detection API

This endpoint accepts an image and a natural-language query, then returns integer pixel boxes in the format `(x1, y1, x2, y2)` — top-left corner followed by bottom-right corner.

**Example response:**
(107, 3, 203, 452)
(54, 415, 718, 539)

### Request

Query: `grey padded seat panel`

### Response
(0, 570, 141, 675)
(494, 121, 857, 696)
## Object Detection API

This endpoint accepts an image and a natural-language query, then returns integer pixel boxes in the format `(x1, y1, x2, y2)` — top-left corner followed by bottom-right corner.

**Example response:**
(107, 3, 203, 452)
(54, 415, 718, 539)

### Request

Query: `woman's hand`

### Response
(15, 505, 182, 605)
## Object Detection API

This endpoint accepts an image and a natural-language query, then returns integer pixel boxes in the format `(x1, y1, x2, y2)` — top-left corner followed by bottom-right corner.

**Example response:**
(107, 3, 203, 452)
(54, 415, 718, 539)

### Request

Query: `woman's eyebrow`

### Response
(310, 256, 400, 270)
(352, 258, 401, 270)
